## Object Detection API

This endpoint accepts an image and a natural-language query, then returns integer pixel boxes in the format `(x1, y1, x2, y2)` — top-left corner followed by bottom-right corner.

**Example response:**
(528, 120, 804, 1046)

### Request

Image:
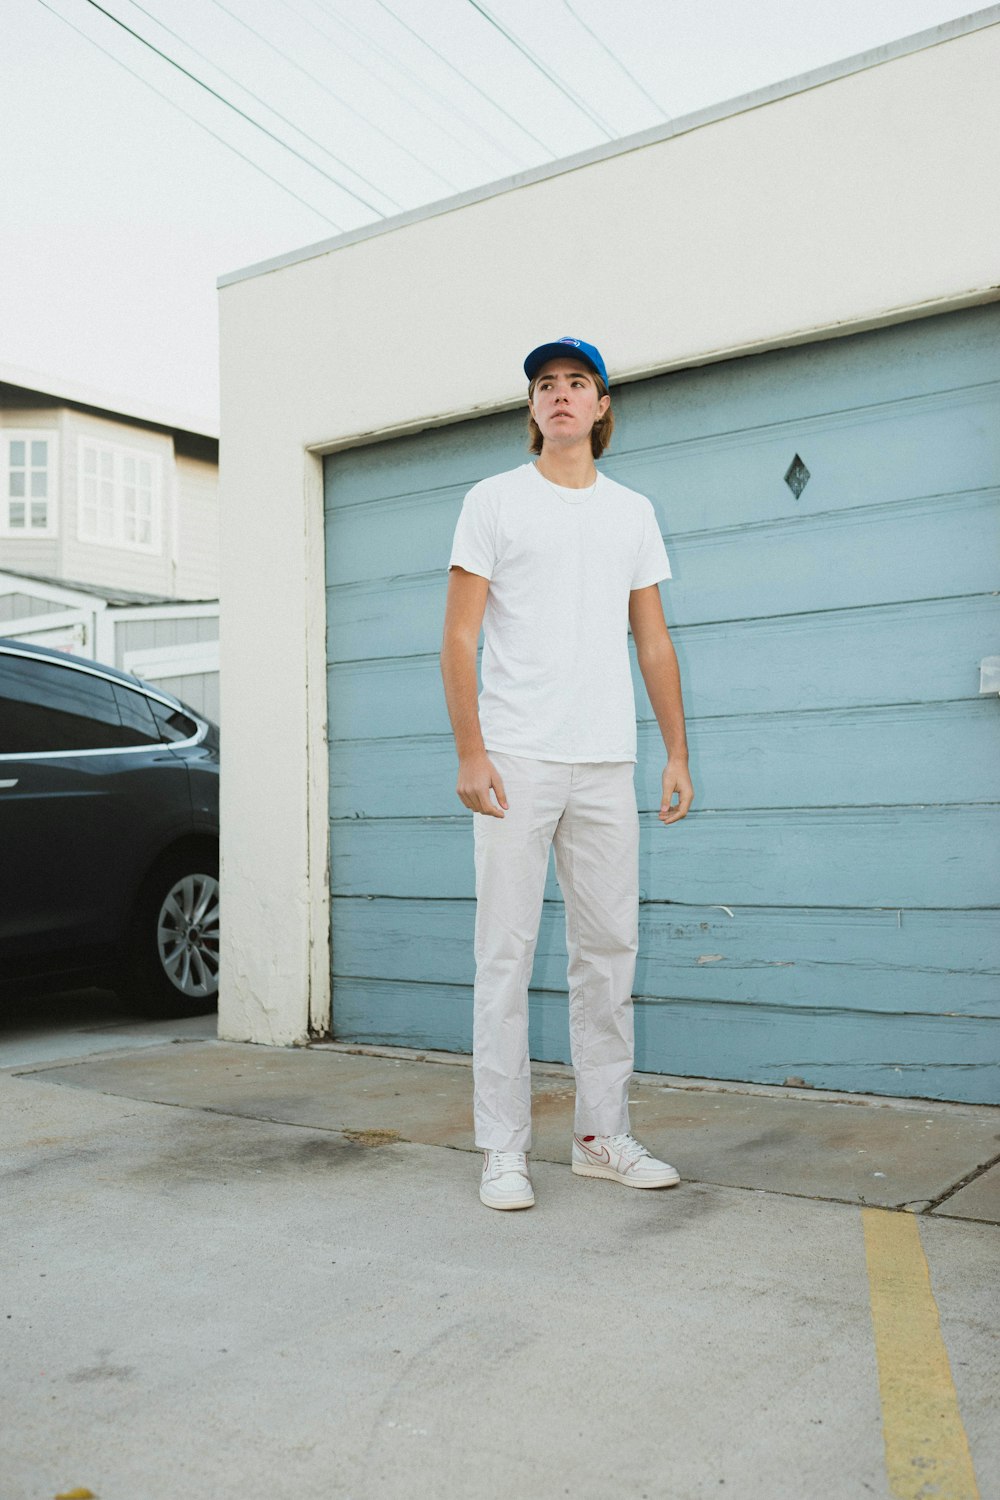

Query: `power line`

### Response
(373, 0, 558, 160)
(33, 0, 343, 228)
(466, 0, 617, 141)
(123, 0, 401, 212)
(296, 0, 512, 173)
(79, 0, 390, 218)
(206, 0, 460, 194)
(561, 0, 671, 117)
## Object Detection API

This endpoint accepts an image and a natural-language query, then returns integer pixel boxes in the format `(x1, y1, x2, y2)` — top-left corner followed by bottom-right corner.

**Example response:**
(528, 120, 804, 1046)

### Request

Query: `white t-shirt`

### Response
(447, 461, 672, 763)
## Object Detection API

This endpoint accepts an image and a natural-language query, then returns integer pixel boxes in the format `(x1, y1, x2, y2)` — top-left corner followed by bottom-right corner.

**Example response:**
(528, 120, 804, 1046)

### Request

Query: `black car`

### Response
(0, 638, 219, 1016)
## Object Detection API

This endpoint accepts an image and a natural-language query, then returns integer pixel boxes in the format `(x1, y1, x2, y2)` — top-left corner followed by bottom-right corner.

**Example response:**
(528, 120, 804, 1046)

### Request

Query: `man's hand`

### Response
(659, 759, 694, 824)
(457, 751, 508, 817)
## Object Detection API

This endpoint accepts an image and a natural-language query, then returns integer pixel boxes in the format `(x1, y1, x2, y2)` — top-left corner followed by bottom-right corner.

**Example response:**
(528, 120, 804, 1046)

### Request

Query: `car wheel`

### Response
(123, 851, 220, 1017)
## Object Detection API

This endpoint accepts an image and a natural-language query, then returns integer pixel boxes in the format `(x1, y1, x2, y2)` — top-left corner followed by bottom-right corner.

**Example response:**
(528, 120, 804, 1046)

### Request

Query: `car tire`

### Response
(121, 849, 220, 1018)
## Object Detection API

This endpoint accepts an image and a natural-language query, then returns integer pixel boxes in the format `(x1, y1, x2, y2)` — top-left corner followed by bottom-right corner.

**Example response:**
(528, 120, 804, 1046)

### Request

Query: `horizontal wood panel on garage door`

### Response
(328, 594, 995, 727)
(325, 392, 998, 587)
(329, 806, 996, 910)
(330, 701, 998, 812)
(331, 899, 998, 1019)
(324, 304, 1000, 1102)
(329, 978, 994, 1105)
(327, 487, 996, 635)
(326, 552, 995, 657)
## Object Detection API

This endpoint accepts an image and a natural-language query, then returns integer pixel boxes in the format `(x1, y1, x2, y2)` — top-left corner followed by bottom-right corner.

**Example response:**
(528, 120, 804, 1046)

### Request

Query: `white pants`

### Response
(472, 749, 641, 1151)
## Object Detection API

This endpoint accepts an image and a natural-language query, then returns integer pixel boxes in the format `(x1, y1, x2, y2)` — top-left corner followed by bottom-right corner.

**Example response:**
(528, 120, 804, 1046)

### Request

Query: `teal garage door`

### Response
(324, 304, 1000, 1105)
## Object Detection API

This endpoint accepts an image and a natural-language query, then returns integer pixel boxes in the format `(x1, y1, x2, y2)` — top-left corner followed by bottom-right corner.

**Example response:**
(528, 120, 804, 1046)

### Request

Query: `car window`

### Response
(112, 684, 163, 745)
(0, 653, 179, 754)
(148, 698, 198, 743)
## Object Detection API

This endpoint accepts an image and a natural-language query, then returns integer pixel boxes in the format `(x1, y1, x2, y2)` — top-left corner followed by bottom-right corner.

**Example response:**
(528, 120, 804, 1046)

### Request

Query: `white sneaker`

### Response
(572, 1132, 680, 1189)
(480, 1149, 535, 1210)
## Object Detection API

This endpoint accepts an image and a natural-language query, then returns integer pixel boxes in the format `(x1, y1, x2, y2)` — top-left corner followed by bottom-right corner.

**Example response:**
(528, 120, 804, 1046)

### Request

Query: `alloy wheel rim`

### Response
(156, 873, 220, 997)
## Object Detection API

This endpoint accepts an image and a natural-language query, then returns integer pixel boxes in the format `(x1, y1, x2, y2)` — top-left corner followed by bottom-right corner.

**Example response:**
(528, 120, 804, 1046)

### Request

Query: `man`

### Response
(440, 337, 694, 1211)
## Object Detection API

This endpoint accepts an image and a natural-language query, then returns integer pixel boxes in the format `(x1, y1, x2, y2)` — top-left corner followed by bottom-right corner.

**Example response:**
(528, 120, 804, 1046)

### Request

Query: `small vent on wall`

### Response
(784, 454, 810, 498)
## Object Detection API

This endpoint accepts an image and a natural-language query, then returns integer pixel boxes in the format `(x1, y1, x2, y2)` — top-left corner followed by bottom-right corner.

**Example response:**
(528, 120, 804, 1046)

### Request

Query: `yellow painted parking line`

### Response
(862, 1207, 980, 1500)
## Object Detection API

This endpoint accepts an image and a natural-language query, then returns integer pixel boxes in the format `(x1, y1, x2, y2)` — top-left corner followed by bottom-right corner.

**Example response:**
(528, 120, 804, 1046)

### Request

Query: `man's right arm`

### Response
(440, 566, 507, 818)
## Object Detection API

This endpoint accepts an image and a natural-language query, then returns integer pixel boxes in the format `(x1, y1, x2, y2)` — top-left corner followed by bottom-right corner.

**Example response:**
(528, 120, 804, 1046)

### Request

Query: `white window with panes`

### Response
(2, 431, 58, 536)
(78, 438, 162, 552)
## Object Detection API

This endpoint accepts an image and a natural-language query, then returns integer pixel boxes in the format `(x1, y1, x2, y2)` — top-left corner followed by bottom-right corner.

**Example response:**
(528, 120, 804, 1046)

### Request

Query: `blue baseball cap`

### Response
(524, 337, 609, 390)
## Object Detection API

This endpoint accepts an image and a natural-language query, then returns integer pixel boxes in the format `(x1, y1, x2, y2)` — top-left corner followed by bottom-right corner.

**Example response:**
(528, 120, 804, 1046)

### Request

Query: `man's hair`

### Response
(527, 372, 614, 459)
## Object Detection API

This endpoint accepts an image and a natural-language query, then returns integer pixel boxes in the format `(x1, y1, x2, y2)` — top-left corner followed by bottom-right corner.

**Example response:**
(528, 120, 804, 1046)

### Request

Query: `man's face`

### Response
(528, 358, 610, 449)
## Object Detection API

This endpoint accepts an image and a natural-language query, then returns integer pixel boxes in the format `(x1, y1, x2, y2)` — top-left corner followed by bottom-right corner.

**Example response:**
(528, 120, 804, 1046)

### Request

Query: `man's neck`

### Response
(535, 444, 598, 489)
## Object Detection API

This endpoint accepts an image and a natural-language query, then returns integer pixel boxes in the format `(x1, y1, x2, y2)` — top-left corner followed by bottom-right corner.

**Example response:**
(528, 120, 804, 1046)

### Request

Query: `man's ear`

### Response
(597, 394, 611, 418)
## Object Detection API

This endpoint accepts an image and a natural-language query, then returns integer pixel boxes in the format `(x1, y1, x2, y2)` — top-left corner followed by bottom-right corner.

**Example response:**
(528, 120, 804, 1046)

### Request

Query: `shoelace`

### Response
(487, 1150, 528, 1177)
(606, 1133, 651, 1162)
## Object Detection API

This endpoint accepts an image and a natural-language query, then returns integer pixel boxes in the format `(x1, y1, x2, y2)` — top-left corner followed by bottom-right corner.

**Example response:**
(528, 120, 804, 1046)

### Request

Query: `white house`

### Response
(0, 367, 220, 715)
(217, 12, 1000, 1103)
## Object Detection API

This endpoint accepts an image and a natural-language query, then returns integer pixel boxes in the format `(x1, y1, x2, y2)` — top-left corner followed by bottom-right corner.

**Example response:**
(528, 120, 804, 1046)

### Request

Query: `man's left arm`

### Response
(629, 584, 694, 825)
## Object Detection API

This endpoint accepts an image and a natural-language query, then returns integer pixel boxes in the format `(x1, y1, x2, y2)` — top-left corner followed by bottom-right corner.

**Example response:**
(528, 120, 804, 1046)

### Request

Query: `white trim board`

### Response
(122, 640, 219, 680)
(0, 608, 94, 641)
(0, 572, 96, 612)
(108, 601, 219, 623)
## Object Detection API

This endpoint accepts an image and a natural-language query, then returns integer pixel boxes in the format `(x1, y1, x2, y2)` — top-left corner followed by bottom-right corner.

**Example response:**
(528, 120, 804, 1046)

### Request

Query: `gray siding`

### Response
(0, 591, 72, 622)
(113, 613, 219, 666)
(146, 671, 219, 722)
(0, 539, 61, 578)
(114, 611, 220, 723)
(174, 452, 219, 597)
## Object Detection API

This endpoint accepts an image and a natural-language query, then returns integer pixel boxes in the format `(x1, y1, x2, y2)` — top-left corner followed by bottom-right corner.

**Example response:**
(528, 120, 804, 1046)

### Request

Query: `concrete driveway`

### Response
(2, 992, 997, 1500)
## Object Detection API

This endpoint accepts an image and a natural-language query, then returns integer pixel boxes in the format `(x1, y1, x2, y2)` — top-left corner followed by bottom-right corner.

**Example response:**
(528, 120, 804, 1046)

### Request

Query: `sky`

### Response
(2, 0, 985, 432)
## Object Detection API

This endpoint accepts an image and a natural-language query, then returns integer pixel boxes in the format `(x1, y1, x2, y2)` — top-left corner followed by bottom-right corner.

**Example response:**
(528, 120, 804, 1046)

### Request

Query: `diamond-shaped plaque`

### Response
(784, 454, 810, 498)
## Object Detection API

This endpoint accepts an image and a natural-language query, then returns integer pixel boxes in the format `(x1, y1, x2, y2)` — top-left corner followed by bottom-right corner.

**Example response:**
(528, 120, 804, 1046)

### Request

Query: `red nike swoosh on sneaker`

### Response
(575, 1136, 611, 1164)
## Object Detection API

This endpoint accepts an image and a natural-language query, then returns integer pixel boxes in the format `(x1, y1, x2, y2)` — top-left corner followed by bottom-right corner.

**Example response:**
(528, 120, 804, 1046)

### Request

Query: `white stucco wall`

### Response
(218, 16, 1000, 1045)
